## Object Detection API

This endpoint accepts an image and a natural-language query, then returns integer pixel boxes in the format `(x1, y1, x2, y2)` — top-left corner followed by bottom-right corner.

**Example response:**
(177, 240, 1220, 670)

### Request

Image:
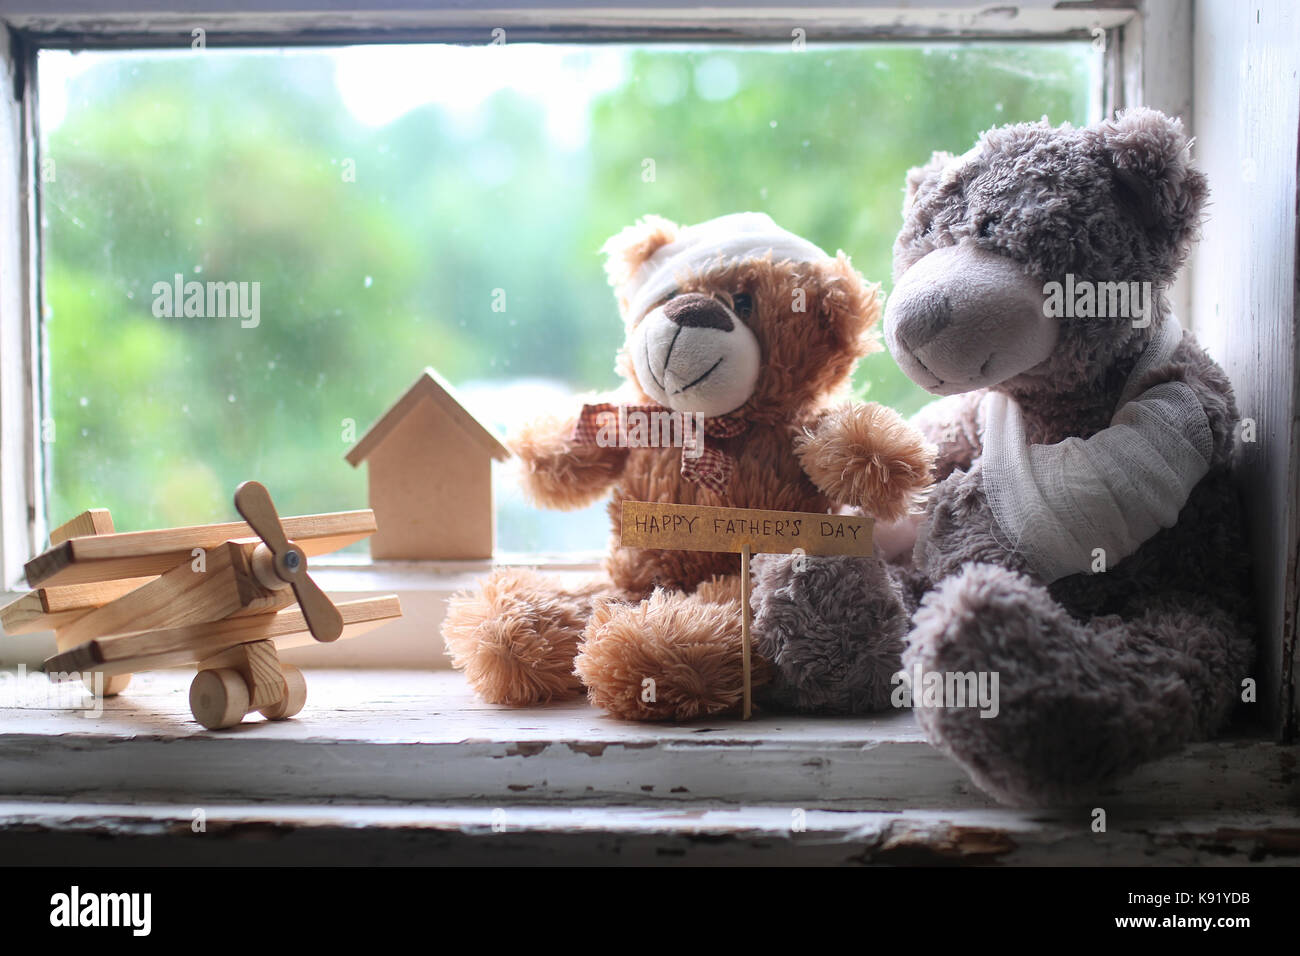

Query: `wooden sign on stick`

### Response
(621, 500, 875, 718)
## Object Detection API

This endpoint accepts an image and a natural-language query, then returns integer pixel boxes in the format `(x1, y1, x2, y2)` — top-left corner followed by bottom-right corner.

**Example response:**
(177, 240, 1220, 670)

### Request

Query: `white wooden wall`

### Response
(1191, 0, 1300, 736)
(0, 26, 41, 595)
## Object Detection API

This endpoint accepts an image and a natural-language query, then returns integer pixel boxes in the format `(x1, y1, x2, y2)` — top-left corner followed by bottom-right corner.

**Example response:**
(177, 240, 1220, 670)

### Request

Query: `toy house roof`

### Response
(345, 368, 510, 467)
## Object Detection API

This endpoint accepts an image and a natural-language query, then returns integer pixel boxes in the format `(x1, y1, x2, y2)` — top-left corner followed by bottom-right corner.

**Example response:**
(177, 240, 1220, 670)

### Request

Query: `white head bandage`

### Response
(625, 212, 830, 322)
(979, 316, 1213, 584)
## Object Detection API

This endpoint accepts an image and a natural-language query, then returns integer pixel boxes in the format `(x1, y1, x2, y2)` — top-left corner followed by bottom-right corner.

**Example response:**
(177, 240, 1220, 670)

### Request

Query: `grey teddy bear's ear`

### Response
(902, 150, 955, 213)
(1096, 107, 1209, 245)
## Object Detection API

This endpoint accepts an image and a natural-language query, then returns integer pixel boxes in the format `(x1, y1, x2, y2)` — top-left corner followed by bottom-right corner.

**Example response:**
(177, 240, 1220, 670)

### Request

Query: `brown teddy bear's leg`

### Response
(442, 568, 618, 707)
(575, 575, 773, 721)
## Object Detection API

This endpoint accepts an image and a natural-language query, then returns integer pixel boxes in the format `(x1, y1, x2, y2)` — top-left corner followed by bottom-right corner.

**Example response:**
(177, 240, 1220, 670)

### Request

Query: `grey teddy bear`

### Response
(751, 108, 1256, 807)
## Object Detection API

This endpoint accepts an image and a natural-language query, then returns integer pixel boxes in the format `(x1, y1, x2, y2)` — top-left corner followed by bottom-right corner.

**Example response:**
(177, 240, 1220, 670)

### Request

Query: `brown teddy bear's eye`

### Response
(977, 215, 1000, 238)
(731, 293, 754, 319)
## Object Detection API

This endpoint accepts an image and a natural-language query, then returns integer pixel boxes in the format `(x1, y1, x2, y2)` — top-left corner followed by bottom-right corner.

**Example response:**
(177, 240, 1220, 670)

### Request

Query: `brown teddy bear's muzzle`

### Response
(629, 293, 762, 416)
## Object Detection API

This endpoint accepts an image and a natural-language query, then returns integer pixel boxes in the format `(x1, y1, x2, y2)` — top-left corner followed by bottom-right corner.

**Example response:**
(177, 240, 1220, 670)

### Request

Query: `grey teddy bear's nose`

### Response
(893, 288, 953, 351)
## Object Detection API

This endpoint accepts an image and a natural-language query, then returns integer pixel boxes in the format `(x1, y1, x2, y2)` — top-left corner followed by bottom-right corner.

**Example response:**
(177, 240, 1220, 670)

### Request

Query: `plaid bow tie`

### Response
(570, 403, 748, 497)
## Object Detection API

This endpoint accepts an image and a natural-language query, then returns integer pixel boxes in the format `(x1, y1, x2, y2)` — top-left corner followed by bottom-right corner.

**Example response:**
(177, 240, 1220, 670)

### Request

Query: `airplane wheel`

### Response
(190, 668, 250, 730)
(260, 665, 307, 720)
(83, 672, 132, 697)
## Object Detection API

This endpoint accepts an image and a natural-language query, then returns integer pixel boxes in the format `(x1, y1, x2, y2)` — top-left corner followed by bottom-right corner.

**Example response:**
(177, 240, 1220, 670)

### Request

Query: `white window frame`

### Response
(1, 1, 1295, 736)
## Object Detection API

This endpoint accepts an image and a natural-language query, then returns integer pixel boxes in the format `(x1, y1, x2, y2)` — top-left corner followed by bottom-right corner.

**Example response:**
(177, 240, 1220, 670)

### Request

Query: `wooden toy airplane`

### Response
(0, 481, 402, 729)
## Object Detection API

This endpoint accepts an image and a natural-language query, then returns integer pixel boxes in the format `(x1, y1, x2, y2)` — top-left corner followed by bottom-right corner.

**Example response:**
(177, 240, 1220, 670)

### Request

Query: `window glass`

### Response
(38, 42, 1095, 550)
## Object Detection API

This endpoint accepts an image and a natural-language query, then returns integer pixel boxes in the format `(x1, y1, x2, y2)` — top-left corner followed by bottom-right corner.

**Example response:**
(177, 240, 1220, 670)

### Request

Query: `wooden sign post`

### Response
(621, 501, 875, 718)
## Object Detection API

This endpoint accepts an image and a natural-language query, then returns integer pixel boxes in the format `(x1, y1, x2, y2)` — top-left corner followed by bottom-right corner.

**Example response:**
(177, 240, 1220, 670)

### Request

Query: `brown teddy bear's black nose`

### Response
(663, 293, 735, 331)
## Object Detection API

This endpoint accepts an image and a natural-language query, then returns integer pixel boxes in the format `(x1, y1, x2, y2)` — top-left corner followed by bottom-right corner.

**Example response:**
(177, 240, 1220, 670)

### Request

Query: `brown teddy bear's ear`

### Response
(601, 215, 680, 290)
(903, 151, 954, 213)
(1098, 107, 1208, 241)
(823, 252, 883, 358)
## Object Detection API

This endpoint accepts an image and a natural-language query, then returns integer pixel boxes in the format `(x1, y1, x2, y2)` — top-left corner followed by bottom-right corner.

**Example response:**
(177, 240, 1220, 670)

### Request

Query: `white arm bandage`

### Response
(980, 318, 1213, 584)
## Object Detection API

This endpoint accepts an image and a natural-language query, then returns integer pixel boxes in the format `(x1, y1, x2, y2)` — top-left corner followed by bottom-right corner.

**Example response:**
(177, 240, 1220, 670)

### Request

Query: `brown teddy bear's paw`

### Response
(796, 402, 935, 522)
(509, 415, 626, 511)
(575, 589, 771, 721)
(442, 567, 599, 706)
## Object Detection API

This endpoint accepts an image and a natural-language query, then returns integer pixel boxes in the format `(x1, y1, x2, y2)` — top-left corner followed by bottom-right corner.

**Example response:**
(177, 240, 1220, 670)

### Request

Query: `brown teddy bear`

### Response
(442, 212, 933, 720)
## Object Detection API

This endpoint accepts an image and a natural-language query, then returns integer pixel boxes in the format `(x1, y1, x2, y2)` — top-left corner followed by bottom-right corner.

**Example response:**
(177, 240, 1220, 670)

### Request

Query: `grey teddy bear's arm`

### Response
(909, 389, 987, 481)
(1131, 331, 1240, 467)
(870, 391, 988, 570)
(916, 333, 1238, 585)
(914, 460, 1035, 582)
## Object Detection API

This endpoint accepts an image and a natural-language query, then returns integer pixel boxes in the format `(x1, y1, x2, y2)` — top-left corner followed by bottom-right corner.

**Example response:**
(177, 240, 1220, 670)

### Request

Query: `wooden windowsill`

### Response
(1, 669, 1296, 864)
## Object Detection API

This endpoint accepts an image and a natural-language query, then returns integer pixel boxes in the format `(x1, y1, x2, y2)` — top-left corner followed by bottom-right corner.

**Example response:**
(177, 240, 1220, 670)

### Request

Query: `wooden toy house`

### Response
(346, 368, 509, 560)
